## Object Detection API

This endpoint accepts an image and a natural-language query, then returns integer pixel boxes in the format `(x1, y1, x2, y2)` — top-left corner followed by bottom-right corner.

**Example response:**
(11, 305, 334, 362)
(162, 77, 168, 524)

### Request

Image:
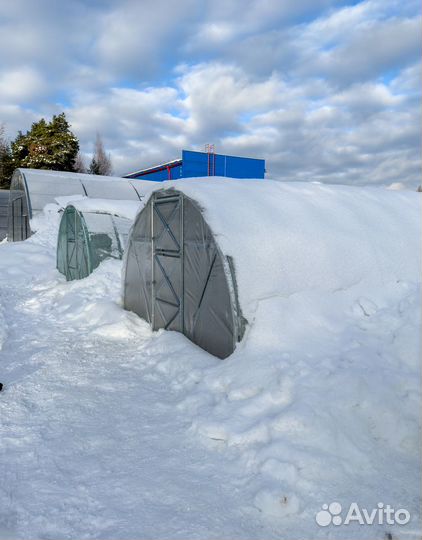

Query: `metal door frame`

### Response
(65, 207, 91, 280)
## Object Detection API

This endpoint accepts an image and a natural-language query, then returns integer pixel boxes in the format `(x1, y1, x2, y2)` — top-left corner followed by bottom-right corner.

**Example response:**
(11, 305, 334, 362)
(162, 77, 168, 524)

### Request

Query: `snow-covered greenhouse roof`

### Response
(123, 177, 420, 358)
(8, 168, 154, 241)
(57, 197, 143, 221)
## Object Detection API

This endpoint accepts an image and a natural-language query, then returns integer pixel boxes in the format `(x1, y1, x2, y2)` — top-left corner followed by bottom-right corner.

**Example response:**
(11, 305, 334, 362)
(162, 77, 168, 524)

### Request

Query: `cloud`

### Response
(0, 67, 46, 102)
(66, 85, 185, 174)
(303, 16, 421, 85)
(0, 0, 419, 188)
(331, 82, 403, 114)
(177, 63, 285, 138)
(94, 0, 198, 80)
(58, 58, 419, 189)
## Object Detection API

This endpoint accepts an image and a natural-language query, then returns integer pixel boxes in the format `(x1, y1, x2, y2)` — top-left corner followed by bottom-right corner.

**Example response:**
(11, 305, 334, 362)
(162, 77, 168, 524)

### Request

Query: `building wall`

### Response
(128, 151, 265, 181)
(182, 150, 265, 179)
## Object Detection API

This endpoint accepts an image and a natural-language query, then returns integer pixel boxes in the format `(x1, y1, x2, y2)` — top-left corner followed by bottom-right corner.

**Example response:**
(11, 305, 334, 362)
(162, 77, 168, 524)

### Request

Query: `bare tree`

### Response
(74, 152, 87, 173)
(89, 133, 113, 176)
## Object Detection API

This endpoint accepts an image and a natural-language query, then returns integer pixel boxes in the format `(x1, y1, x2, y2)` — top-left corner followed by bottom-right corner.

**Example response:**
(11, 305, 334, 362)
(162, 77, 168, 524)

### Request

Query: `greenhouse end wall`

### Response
(123, 189, 245, 359)
(57, 205, 131, 281)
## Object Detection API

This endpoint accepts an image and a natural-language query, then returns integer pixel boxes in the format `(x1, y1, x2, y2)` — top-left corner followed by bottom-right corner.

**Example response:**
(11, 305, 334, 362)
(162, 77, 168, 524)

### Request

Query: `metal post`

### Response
(180, 194, 184, 333)
(151, 195, 155, 328)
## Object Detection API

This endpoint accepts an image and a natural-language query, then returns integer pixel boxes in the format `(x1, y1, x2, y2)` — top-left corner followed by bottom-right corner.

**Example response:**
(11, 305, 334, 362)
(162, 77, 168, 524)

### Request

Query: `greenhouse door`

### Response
(152, 193, 183, 332)
(11, 194, 29, 241)
(65, 208, 90, 280)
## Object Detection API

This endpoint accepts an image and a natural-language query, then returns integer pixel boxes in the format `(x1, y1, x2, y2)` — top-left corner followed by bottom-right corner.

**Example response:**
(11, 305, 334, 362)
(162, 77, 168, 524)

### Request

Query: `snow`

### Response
(0, 180, 420, 539)
(55, 197, 143, 221)
(386, 182, 408, 191)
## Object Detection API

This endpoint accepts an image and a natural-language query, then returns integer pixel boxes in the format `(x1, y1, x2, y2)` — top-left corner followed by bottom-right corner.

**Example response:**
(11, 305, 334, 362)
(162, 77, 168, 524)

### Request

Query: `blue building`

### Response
(123, 149, 265, 181)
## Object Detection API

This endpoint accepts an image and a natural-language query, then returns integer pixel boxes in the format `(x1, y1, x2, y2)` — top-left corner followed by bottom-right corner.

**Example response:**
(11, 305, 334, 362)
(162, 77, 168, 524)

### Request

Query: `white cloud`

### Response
(0, 0, 419, 188)
(177, 63, 285, 138)
(332, 83, 403, 113)
(390, 62, 421, 94)
(0, 67, 46, 102)
(306, 16, 421, 84)
(94, 0, 197, 79)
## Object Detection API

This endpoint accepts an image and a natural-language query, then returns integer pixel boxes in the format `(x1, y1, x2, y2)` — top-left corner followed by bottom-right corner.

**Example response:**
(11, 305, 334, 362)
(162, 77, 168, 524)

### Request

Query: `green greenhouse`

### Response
(57, 205, 133, 281)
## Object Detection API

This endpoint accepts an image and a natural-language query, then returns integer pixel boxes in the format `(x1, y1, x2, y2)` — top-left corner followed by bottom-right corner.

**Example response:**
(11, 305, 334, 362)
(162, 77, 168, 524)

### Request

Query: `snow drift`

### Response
(55, 196, 143, 221)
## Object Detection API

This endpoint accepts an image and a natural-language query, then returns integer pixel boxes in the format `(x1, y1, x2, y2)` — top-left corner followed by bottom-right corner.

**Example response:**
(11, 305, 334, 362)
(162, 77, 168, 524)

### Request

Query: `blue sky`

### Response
(0, 0, 420, 186)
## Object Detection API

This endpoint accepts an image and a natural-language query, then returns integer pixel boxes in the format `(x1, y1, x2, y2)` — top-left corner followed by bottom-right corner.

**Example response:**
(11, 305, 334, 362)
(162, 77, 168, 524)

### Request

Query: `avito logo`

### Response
(315, 502, 410, 527)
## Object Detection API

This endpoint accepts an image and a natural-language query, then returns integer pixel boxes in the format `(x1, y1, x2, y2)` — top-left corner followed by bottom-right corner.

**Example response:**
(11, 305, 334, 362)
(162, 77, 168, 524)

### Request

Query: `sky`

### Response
(0, 0, 420, 187)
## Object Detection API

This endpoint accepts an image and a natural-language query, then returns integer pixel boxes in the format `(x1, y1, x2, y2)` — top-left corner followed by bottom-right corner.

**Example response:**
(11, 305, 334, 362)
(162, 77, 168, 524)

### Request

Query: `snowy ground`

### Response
(0, 186, 421, 540)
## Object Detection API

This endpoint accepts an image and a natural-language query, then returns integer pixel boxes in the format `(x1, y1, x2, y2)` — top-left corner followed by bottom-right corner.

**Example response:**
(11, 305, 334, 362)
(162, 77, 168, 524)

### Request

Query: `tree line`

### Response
(0, 113, 112, 189)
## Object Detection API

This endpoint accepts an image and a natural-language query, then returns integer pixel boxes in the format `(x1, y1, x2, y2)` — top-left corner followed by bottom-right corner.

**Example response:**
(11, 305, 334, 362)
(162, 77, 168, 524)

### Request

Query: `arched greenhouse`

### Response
(57, 200, 140, 281)
(7, 168, 150, 242)
(123, 179, 420, 359)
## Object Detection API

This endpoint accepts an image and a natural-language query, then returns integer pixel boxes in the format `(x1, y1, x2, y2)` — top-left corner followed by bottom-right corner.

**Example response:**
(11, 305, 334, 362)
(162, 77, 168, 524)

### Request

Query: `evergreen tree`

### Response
(88, 133, 112, 176)
(10, 113, 79, 172)
(0, 124, 14, 189)
(88, 158, 101, 175)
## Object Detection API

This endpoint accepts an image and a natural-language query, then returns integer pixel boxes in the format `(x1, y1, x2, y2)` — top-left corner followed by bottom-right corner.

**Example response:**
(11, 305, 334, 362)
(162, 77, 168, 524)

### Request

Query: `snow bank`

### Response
(0, 295, 6, 352)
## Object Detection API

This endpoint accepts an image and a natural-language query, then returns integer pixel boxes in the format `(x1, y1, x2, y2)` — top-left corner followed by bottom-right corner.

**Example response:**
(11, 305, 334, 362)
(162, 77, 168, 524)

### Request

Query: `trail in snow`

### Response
(0, 236, 286, 539)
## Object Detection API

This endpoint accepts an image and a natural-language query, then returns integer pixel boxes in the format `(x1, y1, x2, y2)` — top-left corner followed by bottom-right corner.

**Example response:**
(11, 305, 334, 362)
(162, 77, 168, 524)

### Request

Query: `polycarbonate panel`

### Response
(83, 180, 139, 200)
(65, 207, 91, 281)
(83, 212, 121, 263)
(153, 197, 181, 253)
(154, 253, 182, 331)
(7, 170, 30, 241)
(182, 197, 236, 358)
(0, 191, 9, 241)
(24, 177, 84, 211)
(56, 210, 67, 275)
(113, 216, 132, 250)
(124, 202, 152, 323)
